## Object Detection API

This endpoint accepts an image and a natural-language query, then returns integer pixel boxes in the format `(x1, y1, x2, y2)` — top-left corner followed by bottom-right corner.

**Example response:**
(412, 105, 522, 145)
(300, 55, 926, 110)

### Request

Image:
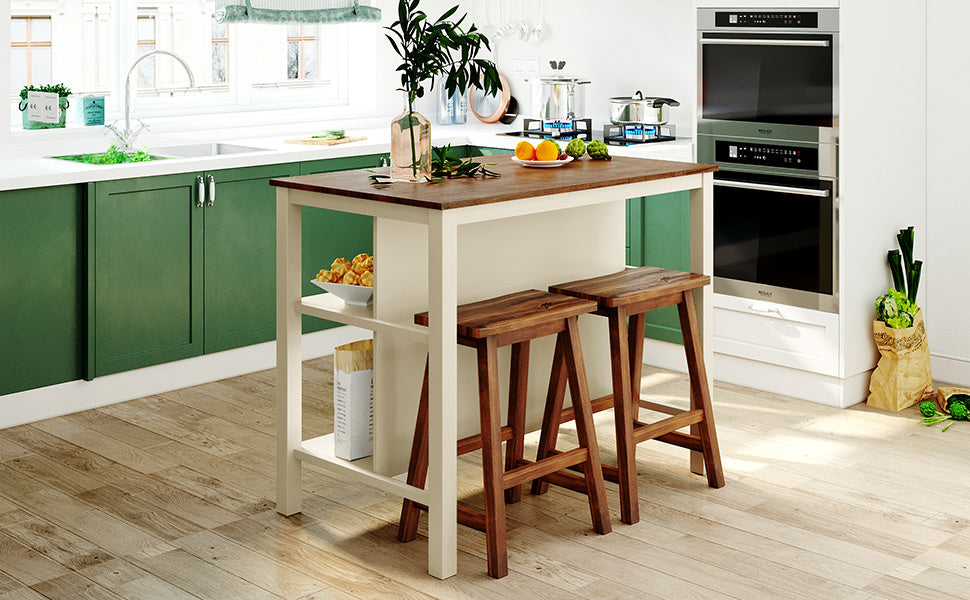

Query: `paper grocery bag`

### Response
(333, 339, 374, 460)
(867, 310, 933, 412)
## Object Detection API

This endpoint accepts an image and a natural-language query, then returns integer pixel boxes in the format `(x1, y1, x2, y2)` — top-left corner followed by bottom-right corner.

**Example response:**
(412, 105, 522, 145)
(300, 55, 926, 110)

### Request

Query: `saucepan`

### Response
(527, 61, 590, 121)
(609, 91, 680, 125)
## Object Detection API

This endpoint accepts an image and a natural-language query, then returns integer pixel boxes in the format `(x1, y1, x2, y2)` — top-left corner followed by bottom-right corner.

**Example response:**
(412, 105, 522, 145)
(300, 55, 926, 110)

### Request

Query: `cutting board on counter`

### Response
(284, 135, 367, 146)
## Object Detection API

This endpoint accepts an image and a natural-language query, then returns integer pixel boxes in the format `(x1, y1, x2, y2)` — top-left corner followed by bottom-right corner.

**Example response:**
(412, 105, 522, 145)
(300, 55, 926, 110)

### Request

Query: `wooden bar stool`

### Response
(534, 266, 725, 526)
(397, 290, 612, 578)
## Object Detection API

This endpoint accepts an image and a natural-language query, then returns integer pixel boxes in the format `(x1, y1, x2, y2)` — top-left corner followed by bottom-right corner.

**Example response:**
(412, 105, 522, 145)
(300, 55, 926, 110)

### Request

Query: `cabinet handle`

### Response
(747, 303, 783, 317)
(714, 180, 831, 198)
(701, 38, 830, 48)
(206, 175, 216, 207)
(195, 176, 204, 208)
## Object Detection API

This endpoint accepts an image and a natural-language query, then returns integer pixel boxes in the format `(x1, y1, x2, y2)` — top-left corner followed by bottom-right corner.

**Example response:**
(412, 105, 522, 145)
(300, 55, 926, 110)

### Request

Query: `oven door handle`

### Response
(714, 179, 831, 197)
(701, 38, 830, 48)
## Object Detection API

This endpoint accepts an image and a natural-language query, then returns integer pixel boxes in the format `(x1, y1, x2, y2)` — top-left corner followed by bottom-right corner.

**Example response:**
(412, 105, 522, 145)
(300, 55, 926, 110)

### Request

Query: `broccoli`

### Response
(949, 401, 969, 421)
(918, 400, 937, 417)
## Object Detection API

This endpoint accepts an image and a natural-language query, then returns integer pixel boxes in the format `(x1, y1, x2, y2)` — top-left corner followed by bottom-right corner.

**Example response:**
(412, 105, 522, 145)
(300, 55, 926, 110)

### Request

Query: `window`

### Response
(286, 25, 316, 80)
(7, 0, 372, 128)
(10, 16, 51, 91)
(211, 21, 228, 84)
(136, 14, 156, 88)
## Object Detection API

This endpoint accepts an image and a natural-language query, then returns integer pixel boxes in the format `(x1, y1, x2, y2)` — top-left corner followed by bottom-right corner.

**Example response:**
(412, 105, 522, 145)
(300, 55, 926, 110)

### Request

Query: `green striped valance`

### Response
(215, 0, 381, 24)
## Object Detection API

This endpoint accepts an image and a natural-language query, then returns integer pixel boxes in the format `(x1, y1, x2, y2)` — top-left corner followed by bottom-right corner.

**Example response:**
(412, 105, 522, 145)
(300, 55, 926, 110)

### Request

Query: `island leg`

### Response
(689, 171, 714, 476)
(276, 188, 303, 516)
(426, 210, 459, 579)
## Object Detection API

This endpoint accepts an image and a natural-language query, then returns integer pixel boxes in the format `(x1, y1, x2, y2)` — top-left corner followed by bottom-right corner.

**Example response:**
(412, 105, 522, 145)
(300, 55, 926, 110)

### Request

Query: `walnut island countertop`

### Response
(271, 155, 717, 210)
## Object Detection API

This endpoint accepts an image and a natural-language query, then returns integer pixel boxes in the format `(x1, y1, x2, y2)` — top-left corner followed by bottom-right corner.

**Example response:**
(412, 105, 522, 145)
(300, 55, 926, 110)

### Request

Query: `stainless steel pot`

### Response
(609, 91, 680, 125)
(527, 61, 590, 121)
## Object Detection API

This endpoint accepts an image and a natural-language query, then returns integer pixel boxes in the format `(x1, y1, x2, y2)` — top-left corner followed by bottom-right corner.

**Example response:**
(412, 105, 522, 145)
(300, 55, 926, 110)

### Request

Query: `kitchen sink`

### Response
(149, 143, 271, 158)
(50, 151, 168, 164)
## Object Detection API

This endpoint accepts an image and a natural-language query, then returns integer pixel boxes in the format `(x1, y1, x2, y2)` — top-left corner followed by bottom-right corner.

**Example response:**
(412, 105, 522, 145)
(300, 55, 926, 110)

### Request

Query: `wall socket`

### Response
(511, 56, 539, 76)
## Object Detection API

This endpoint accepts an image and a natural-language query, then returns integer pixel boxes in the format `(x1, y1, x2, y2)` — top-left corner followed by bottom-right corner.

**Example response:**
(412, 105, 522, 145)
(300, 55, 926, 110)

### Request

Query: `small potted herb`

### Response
(385, 0, 500, 182)
(19, 83, 72, 130)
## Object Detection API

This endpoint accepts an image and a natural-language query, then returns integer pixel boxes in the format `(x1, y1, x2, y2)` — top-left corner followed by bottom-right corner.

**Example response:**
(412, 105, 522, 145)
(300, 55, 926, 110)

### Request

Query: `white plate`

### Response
(511, 155, 574, 168)
(311, 279, 374, 306)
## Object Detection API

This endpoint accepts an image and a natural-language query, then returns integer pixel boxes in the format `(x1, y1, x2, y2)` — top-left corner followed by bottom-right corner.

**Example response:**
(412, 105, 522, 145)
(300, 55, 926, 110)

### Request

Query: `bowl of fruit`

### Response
(511, 139, 573, 167)
(312, 253, 374, 306)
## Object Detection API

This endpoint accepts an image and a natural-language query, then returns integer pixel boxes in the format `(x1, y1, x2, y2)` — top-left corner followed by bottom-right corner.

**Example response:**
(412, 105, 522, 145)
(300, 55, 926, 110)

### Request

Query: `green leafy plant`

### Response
(429, 144, 499, 181)
(876, 226, 924, 328)
(19, 83, 72, 100)
(385, 0, 500, 177)
(56, 144, 157, 165)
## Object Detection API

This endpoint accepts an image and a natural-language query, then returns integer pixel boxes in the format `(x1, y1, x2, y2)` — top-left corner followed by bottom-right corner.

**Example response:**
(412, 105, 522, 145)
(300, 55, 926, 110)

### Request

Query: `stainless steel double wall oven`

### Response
(698, 8, 839, 312)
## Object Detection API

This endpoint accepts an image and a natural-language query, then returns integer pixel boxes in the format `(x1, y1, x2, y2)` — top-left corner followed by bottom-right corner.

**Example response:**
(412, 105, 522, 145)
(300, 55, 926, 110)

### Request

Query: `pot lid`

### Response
(538, 60, 589, 84)
(609, 91, 680, 107)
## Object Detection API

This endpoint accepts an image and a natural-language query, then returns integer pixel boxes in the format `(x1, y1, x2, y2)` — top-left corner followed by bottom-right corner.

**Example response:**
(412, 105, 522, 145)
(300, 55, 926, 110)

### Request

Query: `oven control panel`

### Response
(715, 12, 818, 28)
(715, 141, 818, 171)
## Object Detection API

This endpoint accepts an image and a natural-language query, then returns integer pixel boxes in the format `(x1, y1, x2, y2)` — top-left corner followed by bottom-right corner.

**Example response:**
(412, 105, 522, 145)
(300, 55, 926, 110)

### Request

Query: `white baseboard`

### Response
(641, 338, 869, 408)
(931, 352, 970, 387)
(0, 326, 372, 430)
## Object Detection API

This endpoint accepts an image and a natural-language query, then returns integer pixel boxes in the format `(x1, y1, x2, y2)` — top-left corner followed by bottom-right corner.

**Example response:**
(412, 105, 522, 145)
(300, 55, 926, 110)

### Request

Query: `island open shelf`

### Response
(300, 292, 428, 341)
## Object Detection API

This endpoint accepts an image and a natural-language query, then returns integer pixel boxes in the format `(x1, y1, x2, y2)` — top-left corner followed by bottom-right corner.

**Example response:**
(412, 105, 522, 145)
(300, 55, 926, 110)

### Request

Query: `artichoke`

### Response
(918, 400, 937, 418)
(586, 139, 611, 161)
(565, 138, 586, 159)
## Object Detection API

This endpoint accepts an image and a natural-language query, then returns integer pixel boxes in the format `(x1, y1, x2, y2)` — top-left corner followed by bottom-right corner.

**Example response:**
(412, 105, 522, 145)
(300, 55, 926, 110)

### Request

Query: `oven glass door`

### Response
(714, 172, 835, 296)
(701, 33, 834, 127)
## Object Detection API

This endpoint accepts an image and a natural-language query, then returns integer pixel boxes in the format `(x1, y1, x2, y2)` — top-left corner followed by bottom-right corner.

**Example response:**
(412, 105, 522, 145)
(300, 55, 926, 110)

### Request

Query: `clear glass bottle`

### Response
(390, 94, 431, 182)
(452, 91, 467, 124)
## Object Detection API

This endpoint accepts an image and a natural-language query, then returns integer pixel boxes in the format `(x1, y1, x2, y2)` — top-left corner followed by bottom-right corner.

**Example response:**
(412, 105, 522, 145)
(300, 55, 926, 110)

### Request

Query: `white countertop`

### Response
(0, 120, 694, 192)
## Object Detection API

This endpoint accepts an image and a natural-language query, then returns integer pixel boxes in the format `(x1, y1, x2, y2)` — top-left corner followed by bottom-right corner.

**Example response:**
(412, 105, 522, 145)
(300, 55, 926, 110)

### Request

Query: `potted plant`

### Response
(19, 83, 72, 130)
(385, 0, 500, 182)
(868, 226, 933, 411)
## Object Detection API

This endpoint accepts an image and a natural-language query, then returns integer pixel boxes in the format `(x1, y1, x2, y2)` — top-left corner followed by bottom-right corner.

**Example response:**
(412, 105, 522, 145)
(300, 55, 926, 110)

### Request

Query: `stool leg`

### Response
(562, 316, 612, 535)
(505, 341, 530, 504)
(678, 291, 725, 489)
(607, 308, 640, 525)
(627, 312, 647, 414)
(531, 333, 568, 496)
(398, 358, 430, 542)
(477, 337, 508, 578)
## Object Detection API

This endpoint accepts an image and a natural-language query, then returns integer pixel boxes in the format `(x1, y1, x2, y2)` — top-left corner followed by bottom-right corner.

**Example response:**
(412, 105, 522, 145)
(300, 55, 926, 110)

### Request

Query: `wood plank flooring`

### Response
(1, 357, 968, 599)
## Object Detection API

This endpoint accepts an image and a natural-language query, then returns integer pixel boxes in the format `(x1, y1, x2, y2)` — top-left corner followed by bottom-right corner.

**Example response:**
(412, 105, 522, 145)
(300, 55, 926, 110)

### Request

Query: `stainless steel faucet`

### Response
(107, 50, 196, 150)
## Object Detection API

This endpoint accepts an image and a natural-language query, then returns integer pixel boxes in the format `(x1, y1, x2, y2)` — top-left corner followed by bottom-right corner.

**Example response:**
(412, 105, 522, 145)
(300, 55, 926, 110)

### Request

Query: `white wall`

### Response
(454, 0, 697, 135)
(926, 0, 970, 385)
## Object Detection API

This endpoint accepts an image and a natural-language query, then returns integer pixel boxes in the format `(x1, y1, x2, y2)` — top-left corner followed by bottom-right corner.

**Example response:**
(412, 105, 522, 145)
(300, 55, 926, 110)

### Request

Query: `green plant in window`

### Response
(19, 83, 72, 100)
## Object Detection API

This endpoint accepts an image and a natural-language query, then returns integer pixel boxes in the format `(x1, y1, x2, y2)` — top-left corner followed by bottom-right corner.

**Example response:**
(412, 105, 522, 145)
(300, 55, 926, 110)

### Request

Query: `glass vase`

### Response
(390, 97, 431, 183)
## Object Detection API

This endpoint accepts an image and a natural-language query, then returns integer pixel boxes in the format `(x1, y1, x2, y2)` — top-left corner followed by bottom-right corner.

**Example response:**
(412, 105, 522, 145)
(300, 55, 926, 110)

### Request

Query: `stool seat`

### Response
(400, 289, 610, 579)
(550, 266, 709, 309)
(538, 265, 724, 526)
(414, 290, 597, 339)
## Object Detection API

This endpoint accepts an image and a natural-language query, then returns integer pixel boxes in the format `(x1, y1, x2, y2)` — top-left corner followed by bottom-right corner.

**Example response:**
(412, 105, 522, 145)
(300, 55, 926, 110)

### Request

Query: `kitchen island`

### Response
(272, 154, 715, 579)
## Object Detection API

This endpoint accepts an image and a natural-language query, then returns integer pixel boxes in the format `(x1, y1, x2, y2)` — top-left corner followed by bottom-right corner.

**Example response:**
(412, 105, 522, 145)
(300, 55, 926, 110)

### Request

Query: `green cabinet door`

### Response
(203, 163, 299, 353)
(0, 185, 84, 395)
(299, 154, 383, 333)
(627, 191, 691, 344)
(90, 173, 203, 377)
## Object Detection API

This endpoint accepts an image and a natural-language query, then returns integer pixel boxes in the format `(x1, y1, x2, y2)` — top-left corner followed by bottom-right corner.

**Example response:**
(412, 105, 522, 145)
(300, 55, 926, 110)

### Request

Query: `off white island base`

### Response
(273, 156, 715, 579)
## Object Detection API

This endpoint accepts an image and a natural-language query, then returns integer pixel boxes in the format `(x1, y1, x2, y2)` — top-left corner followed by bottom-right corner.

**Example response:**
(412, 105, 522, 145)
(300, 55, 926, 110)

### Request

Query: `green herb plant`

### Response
(385, 0, 500, 178)
(368, 144, 500, 188)
(19, 83, 72, 100)
(875, 226, 924, 328)
(56, 144, 156, 165)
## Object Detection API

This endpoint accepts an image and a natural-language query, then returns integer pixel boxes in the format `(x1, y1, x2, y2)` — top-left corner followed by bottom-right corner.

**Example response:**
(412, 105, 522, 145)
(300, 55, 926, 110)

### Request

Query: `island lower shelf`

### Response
(300, 292, 428, 341)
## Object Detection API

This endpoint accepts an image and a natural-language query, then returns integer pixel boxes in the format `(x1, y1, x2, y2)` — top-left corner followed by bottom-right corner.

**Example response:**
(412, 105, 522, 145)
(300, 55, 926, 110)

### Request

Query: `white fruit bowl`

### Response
(310, 279, 373, 306)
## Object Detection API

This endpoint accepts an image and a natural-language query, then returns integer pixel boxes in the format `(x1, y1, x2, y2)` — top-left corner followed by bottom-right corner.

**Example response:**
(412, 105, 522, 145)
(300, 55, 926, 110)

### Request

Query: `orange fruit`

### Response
(535, 139, 559, 161)
(515, 141, 536, 161)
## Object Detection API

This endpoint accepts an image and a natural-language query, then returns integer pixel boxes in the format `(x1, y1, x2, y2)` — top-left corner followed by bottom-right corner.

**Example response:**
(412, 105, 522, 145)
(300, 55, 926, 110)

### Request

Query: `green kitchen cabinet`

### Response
(0, 185, 84, 395)
(626, 191, 691, 344)
(89, 163, 299, 377)
(299, 153, 385, 333)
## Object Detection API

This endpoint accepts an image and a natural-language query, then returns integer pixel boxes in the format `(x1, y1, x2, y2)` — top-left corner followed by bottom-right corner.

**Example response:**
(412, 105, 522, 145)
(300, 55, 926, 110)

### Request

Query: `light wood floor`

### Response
(1, 357, 968, 600)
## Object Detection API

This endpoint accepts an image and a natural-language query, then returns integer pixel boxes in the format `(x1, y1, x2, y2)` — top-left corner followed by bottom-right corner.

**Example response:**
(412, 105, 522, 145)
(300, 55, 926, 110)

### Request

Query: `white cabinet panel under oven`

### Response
(712, 293, 839, 376)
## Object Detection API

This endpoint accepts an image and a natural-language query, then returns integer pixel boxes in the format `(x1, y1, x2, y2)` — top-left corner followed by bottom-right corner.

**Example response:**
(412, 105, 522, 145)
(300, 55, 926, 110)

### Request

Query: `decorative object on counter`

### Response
(332, 339, 374, 460)
(214, 0, 380, 24)
(468, 73, 514, 124)
(19, 83, 71, 130)
(868, 226, 933, 412)
(385, 0, 500, 182)
(81, 95, 105, 126)
(52, 144, 158, 165)
(511, 139, 571, 167)
(368, 144, 500, 187)
(435, 78, 468, 125)
(284, 134, 367, 146)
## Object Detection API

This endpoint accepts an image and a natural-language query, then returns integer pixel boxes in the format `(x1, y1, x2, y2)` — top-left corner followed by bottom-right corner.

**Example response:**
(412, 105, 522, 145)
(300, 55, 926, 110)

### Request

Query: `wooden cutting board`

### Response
(284, 135, 367, 146)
